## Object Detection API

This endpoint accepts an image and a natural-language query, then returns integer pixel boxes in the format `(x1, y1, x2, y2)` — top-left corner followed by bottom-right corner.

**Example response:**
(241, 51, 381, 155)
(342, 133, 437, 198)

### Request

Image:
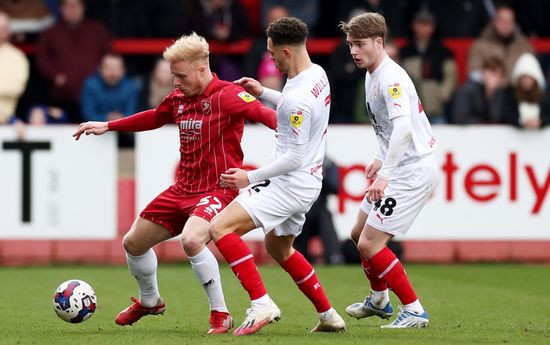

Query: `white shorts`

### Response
(360, 154, 439, 236)
(235, 177, 321, 237)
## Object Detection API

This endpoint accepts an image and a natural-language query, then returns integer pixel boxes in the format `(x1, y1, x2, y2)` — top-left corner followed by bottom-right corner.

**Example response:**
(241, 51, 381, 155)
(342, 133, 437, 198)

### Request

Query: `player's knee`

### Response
(122, 233, 147, 256)
(209, 218, 226, 242)
(357, 236, 374, 258)
(265, 243, 291, 264)
(180, 232, 205, 255)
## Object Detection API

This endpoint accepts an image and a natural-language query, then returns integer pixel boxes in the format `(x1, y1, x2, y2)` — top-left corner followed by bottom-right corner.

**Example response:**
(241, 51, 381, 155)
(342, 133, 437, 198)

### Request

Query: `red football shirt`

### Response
(109, 74, 276, 194)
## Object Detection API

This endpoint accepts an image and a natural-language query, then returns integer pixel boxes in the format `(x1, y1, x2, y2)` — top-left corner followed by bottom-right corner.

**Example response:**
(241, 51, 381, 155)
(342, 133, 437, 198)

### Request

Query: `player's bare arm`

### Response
(220, 168, 250, 189)
(233, 77, 264, 97)
(72, 121, 109, 140)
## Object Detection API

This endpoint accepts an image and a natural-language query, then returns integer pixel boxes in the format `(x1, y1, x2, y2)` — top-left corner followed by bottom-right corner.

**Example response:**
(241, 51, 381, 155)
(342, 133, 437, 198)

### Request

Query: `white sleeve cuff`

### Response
(247, 143, 306, 184)
(260, 87, 282, 105)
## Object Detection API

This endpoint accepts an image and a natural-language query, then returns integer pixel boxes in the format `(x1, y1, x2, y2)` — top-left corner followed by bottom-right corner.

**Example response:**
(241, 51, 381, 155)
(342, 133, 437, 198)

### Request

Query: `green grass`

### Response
(1, 264, 549, 344)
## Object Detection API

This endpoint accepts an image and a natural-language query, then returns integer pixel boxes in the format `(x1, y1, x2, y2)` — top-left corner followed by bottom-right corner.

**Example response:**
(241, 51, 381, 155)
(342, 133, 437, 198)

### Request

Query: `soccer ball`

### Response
(53, 279, 97, 323)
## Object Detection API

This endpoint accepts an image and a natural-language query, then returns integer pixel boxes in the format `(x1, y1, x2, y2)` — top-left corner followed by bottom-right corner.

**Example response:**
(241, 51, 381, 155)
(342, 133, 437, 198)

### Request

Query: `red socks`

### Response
(281, 250, 331, 313)
(216, 234, 333, 313)
(368, 246, 417, 305)
(361, 257, 388, 291)
(216, 233, 266, 300)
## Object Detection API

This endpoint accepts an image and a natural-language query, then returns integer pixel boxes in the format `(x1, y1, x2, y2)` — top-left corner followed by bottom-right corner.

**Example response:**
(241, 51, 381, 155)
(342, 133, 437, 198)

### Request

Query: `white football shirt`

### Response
(272, 63, 331, 189)
(365, 56, 437, 164)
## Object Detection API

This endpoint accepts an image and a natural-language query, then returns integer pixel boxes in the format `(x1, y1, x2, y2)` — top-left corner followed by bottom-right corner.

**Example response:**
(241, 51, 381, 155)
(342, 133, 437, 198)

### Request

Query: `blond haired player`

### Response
(73, 32, 276, 333)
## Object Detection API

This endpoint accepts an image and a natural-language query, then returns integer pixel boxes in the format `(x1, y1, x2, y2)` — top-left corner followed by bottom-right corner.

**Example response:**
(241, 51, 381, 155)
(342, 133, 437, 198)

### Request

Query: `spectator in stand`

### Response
(13, 104, 69, 140)
(451, 57, 509, 124)
(502, 53, 550, 129)
(400, 10, 457, 124)
(242, 4, 288, 109)
(423, 0, 491, 38)
(0, 11, 29, 124)
(262, 0, 319, 34)
(467, 4, 533, 85)
(0, 0, 54, 43)
(187, 0, 250, 81)
(243, 4, 287, 76)
(145, 58, 174, 109)
(293, 156, 344, 265)
(36, 0, 111, 123)
(81, 53, 137, 147)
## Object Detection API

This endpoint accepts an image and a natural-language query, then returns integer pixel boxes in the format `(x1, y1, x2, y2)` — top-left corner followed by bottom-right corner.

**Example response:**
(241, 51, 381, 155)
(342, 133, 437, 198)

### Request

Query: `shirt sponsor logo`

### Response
(388, 83, 401, 99)
(179, 119, 202, 140)
(238, 91, 256, 103)
(290, 111, 303, 128)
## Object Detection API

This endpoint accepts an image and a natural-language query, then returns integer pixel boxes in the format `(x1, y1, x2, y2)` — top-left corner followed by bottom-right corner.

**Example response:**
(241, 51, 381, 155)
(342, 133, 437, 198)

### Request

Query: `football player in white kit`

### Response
(209, 17, 346, 336)
(340, 12, 438, 328)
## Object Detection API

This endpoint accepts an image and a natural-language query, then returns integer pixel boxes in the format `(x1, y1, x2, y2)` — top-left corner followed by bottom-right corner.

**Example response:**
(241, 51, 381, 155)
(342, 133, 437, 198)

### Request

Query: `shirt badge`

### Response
(201, 99, 211, 114)
(290, 111, 303, 128)
(238, 91, 256, 103)
(388, 83, 402, 99)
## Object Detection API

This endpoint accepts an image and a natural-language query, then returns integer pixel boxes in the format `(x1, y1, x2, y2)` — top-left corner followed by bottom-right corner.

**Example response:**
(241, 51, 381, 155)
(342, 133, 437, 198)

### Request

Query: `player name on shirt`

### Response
(310, 75, 329, 98)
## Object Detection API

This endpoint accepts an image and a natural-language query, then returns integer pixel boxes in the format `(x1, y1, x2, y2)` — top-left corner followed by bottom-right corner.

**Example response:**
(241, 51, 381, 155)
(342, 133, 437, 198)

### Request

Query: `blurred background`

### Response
(1, 0, 549, 266)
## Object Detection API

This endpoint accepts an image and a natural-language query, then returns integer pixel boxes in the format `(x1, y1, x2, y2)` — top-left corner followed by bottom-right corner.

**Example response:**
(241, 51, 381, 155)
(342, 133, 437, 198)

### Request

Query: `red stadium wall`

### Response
(1, 178, 549, 266)
(17, 37, 550, 84)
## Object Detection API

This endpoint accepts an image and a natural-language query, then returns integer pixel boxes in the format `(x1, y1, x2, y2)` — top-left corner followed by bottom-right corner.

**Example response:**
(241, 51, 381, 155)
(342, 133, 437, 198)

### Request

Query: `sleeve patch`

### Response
(238, 91, 256, 103)
(388, 83, 402, 99)
(290, 111, 303, 128)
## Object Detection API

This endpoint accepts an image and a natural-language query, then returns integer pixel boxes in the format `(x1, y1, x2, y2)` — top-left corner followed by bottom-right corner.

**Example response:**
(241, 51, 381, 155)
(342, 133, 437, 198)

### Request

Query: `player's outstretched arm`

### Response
(73, 121, 109, 141)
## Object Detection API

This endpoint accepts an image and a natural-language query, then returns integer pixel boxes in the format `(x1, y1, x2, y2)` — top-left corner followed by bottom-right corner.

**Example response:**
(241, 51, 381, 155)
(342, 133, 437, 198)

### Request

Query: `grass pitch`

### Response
(0, 263, 548, 345)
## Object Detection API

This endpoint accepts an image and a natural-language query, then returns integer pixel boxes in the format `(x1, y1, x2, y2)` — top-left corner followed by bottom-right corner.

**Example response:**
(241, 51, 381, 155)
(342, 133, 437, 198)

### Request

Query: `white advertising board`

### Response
(136, 125, 550, 240)
(0, 126, 117, 239)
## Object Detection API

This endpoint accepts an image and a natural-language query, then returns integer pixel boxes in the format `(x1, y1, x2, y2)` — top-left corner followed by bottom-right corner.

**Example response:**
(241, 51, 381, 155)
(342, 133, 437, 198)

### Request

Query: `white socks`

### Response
(251, 294, 271, 310)
(370, 289, 390, 309)
(126, 249, 160, 308)
(403, 299, 424, 315)
(319, 307, 335, 321)
(189, 247, 228, 313)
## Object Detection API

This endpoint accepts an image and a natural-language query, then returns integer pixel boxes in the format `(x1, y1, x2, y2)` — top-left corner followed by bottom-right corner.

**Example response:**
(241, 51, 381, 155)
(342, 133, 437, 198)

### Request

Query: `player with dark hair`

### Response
(209, 17, 346, 336)
(73, 32, 277, 334)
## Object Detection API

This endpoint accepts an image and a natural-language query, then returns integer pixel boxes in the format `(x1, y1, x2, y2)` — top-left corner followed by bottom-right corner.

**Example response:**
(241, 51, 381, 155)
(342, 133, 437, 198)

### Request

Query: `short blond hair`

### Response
(163, 32, 209, 63)
(339, 12, 387, 42)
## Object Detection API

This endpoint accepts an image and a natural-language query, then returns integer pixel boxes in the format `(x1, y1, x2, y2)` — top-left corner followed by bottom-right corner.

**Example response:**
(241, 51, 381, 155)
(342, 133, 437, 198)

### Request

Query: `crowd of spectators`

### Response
(2, 0, 550, 136)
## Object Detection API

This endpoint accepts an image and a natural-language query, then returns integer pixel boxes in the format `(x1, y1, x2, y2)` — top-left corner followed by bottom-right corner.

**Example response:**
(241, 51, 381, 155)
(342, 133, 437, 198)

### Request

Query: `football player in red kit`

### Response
(73, 32, 277, 334)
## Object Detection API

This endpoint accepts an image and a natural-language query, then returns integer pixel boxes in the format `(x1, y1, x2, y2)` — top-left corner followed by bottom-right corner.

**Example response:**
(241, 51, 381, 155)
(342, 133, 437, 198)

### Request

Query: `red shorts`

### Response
(140, 186, 238, 237)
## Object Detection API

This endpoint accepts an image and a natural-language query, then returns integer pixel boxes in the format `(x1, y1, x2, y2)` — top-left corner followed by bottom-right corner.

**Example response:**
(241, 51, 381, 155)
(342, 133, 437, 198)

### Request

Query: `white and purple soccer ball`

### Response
(53, 279, 97, 323)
